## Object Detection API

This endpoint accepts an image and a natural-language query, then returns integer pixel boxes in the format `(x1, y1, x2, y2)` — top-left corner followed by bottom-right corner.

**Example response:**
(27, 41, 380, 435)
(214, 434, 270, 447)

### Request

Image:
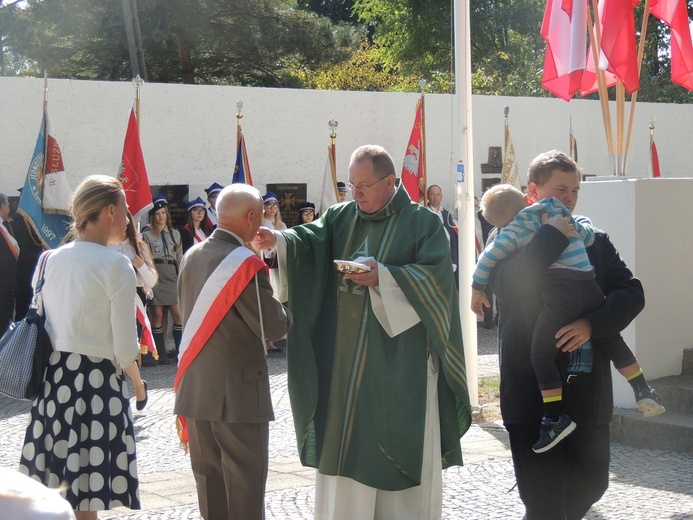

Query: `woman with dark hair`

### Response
(297, 201, 316, 224)
(19, 175, 141, 519)
(180, 196, 212, 252)
(109, 210, 158, 393)
(142, 194, 183, 364)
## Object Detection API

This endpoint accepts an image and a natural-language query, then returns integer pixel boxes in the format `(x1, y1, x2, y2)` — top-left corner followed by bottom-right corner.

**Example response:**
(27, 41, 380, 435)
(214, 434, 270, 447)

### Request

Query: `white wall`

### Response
(2, 77, 690, 402)
(2, 77, 693, 208)
(578, 178, 693, 407)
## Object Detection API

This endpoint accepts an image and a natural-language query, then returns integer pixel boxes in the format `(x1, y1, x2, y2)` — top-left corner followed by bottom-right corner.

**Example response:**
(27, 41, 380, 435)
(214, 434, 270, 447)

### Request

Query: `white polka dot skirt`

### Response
(19, 351, 141, 511)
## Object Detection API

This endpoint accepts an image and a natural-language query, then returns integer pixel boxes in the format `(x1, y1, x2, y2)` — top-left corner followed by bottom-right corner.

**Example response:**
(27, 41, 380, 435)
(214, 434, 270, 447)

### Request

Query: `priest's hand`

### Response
(252, 227, 276, 250)
(347, 260, 379, 287)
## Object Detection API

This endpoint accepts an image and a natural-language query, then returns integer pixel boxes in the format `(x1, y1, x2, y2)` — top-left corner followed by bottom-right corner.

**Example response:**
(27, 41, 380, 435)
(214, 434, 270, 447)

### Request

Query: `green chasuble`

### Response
(282, 187, 471, 491)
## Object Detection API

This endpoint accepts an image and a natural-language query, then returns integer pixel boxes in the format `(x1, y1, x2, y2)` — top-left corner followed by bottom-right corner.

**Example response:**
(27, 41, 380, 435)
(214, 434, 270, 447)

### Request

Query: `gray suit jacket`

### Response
(174, 228, 292, 423)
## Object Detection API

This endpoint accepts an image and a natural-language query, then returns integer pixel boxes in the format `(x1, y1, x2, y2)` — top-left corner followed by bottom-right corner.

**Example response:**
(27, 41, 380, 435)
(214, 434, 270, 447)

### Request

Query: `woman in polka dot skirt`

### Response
(18, 176, 142, 520)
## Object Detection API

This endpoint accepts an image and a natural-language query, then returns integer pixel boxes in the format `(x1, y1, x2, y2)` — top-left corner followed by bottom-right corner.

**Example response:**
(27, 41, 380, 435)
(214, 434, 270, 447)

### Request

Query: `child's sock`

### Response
(626, 368, 649, 393)
(543, 395, 563, 421)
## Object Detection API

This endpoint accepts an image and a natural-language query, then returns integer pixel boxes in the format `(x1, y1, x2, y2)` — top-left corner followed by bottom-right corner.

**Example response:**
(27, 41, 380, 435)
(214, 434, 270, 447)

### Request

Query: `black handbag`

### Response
(0, 251, 52, 400)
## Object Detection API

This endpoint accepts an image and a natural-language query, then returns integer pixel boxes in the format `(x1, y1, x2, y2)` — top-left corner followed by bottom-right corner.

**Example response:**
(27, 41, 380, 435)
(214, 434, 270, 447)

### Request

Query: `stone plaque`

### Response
(267, 183, 307, 228)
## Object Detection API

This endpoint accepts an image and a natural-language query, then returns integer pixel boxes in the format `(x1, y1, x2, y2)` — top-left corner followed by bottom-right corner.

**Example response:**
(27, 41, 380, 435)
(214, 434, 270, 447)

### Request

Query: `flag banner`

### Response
(650, 0, 693, 91)
(118, 108, 152, 220)
(41, 111, 72, 215)
(401, 98, 426, 203)
(570, 133, 579, 162)
(18, 111, 72, 249)
(651, 140, 661, 178)
(318, 144, 338, 215)
(541, 0, 587, 101)
(599, 0, 640, 93)
(501, 125, 521, 189)
(580, 35, 617, 96)
(136, 296, 156, 357)
(233, 130, 253, 185)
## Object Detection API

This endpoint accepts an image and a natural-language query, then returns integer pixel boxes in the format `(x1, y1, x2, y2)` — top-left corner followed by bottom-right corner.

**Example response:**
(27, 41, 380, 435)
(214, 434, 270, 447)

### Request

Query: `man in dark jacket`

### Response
(487, 150, 645, 519)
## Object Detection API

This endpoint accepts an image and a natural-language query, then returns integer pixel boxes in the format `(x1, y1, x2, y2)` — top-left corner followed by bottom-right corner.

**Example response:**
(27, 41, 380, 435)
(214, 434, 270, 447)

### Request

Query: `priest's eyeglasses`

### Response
(346, 176, 387, 191)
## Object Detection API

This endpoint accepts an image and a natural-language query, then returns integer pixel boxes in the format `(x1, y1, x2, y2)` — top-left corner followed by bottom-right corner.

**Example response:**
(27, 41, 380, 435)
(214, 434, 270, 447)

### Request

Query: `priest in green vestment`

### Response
(253, 145, 471, 519)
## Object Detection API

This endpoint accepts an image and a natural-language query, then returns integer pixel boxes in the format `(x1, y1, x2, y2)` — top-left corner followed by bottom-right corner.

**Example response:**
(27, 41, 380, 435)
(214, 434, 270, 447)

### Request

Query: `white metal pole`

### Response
(454, 0, 478, 407)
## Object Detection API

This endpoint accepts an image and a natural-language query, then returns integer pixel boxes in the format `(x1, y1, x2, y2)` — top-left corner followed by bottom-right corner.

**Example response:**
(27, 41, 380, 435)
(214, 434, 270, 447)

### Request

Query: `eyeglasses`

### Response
(191, 207, 206, 213)
(346, 176, 387, 191)
(264, 202, 278, 208)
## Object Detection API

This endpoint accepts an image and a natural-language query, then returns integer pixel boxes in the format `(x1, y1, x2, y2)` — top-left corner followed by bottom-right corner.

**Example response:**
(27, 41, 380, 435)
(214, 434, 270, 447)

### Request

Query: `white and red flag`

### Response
(598, 0, 640, 93)
(650, 0, 693, 91)
(401, 97, 426, 204)
(118, 108, 152, 220)
(541, 0, 588, 101)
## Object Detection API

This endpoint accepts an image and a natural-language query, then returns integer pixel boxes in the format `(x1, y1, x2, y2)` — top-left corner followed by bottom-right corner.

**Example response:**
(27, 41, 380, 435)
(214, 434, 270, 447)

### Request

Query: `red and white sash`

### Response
(0, 224, 19, 260)
(135, 297, 156, 356)
(174, 246, 267, 391)
(184, 225, 206, 244)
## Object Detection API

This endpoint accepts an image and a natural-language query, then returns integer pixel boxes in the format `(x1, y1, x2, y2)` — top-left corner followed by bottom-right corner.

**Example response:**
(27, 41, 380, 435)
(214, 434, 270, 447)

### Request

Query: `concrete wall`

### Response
(2, 77, 693, 208)
(578, 178, 693, 407)
(1, 78, 691, 402)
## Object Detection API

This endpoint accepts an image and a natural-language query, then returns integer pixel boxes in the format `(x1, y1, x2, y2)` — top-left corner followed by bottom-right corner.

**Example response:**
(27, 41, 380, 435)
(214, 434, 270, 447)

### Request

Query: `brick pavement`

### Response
(1, 327, 691, 519)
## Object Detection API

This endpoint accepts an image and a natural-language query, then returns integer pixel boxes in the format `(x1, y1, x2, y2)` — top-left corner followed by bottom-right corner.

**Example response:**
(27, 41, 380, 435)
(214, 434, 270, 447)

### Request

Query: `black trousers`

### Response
(0, 290, 14, 334)
(507, 373, 611, 520)
(531, 270, 638, 391)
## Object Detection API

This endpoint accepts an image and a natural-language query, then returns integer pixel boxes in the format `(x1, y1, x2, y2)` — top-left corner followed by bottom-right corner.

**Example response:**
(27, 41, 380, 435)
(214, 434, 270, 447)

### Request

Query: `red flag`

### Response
(118, 109, 152, 220)
(541, 0, 588, 101)
(401, 98, 426, 203)
(650, 0, 693, 91)
(580, 34, 617, 96)
(599, 0, 640, 93)
(651, 140, 661, 177)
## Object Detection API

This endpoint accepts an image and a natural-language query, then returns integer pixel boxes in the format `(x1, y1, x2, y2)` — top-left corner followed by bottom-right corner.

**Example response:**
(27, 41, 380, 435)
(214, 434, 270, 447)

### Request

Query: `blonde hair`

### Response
(71, 175, 123, 235)
(481, 184, 528, 228)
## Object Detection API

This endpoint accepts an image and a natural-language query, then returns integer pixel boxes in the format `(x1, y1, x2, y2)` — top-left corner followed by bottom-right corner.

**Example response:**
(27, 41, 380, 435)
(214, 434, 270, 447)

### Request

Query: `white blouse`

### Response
(33, 242, 140, 369)
(108, 239, 158, 294)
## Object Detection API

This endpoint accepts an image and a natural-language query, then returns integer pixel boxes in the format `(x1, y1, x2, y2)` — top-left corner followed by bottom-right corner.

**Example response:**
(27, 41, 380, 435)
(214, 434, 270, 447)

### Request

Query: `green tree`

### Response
(1, 0, 356, 85)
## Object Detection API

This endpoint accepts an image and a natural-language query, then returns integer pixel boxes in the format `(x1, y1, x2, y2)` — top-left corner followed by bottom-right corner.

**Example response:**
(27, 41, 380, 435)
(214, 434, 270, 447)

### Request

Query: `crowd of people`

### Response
(0, 145, 661, 520)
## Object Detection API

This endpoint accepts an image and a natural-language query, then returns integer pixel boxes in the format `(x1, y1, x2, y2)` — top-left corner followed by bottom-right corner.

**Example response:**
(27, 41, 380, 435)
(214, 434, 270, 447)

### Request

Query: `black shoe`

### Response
(157, 350, 172, 365)
(141, 352, 157, 367)
(532, 413, 576, 454)
(136, 381, 148, 411)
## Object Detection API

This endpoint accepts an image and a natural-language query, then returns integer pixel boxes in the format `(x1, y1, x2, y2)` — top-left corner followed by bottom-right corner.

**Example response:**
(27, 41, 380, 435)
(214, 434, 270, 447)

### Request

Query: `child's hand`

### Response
(471, 289, 490, 317)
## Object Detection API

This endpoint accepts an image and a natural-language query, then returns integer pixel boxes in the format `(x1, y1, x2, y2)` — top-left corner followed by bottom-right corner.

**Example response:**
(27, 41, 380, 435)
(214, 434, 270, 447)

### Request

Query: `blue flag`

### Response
(18, 112, 72, 249)
(232, 131, 253, 185)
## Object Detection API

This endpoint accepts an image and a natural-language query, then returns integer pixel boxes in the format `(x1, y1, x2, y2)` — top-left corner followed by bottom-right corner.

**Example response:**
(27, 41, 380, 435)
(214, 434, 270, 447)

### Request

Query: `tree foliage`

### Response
(1, 0, 692, 103)
(0, 0, 356, 85)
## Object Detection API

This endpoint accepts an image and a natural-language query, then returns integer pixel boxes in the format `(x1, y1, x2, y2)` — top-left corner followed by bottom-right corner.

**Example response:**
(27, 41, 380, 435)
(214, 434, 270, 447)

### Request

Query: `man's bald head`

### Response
(216, 184, 264, 242)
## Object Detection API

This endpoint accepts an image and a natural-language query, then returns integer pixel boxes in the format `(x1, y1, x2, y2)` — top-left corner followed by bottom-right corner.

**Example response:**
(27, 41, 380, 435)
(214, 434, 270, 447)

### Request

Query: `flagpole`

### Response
(419, 79, 427, 206)
(42, 72, 49, 195)
(616, 81, 625, 175)
(648, 116, 655, 177)
(236, 100, 243, 145)
(624, 0, 652, 163)
(133, 74, 144, 132)
(587, 1, 615, 175)
(454, 0, 478, 408)
(329, 119, 338, 201)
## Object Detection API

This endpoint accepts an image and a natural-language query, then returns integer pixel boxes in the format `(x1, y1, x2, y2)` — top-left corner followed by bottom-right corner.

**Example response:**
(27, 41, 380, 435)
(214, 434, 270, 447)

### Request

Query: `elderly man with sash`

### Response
(254, 144, 471, 520)
(174, 184, 292, 520)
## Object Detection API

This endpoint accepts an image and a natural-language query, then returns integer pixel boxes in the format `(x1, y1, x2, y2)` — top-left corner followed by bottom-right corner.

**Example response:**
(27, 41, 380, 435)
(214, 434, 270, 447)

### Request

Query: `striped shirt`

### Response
(472, 197, 595, 289)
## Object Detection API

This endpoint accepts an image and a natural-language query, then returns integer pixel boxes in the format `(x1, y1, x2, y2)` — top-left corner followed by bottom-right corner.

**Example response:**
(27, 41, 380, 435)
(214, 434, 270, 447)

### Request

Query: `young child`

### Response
(471, 183, 665, 453)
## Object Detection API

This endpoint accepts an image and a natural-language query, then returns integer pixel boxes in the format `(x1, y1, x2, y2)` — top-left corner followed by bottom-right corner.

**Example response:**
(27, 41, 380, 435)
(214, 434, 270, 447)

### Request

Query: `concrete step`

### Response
(610, 407, 693, 454)
(683, 348, 693, 376)
(650, 374, 693, 415)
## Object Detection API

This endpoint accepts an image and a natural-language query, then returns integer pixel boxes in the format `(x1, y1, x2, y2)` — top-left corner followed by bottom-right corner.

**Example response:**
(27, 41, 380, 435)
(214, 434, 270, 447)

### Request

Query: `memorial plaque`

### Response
(267, 183, 307, 228)
(150, 184, 189, 228)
